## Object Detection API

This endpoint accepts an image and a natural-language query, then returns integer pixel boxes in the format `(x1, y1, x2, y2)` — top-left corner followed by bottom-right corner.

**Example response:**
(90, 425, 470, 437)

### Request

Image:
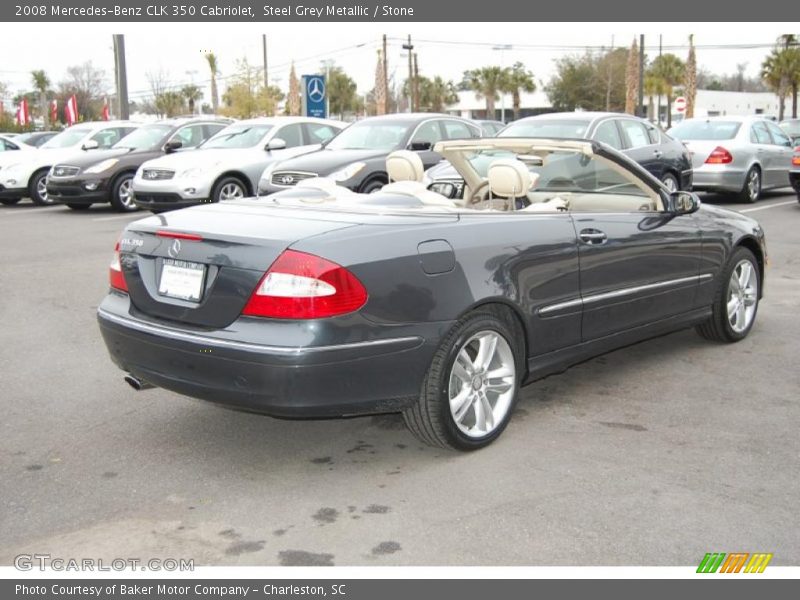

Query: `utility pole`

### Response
(412, 53, 420, 112)
(382, 34, 389, 113)
(657, 34, 662, 124)
(262, 34, 268, 90)
(637, 34, 645, 119)
(112, 34, 129, 120)
(403, 35, 414, 113)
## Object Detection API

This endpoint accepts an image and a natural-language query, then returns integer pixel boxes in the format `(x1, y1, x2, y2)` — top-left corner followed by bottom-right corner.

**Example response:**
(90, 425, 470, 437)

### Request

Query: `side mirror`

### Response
(427, 181, 459, 199)
(164, 140, 183, 153)
(82, 140, 99, 151)
(408, 141, 432, 151)
(266, 138, 287, 151)
(669, 190, 700, 215)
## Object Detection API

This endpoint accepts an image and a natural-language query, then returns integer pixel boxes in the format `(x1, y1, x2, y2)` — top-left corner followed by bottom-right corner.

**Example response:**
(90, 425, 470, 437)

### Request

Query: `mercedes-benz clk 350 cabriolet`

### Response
(98, 138, 766, 450)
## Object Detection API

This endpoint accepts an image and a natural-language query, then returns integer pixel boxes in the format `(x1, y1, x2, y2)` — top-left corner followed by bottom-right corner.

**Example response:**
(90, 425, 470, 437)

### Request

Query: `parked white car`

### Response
(0, 135, 35, 153)
(0, 121, 140, 205)
(131, 116, 345, 212)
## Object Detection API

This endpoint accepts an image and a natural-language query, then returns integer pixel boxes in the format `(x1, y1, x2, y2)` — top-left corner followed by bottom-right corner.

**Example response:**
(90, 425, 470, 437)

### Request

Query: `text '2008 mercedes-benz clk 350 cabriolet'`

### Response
(98, 138, 767, 450)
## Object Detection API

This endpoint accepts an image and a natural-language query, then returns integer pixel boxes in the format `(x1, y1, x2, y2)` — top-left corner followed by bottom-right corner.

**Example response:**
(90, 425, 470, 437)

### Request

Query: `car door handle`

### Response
(579, 229, 608, 245)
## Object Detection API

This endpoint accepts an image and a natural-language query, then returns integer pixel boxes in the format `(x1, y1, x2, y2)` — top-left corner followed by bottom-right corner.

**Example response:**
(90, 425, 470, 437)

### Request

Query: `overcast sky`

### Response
(0, 23, 794, 104)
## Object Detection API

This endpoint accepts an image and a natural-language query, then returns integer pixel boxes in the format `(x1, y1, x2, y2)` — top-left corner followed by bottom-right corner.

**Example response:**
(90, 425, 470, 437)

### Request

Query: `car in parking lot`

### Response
(98, 137, 766, 450)
(0, 134, 35, 154)
(779, 119, 800, 145)
(46, 117, 231, 212)
(15, 131, 58, 147)
(131, 117, 345, 212)
(424, 112, 692, 195)
(259, 113, 482, 195)
(669, 116, 794, 202)
(0, 121, 140, 205)
(790, 145, 800, 201)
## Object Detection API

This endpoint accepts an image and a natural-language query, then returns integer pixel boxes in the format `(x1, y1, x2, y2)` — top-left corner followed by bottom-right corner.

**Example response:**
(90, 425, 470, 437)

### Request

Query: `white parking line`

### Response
(0, 206, 62, 216)
(740, 200, 798, 213)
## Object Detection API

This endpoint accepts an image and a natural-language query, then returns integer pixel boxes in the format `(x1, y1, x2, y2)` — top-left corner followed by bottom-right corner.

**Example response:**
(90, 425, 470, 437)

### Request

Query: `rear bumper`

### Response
(691, 167, 745, 193)
(47, 177, 110, 204)
(97, 294, 441, 418)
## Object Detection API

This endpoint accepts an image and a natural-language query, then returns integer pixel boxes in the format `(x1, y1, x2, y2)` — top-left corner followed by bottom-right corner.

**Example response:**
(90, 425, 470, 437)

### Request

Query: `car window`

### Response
(0, 138, 19, 151)
(41, 128, 92, 148)
(765, 121, 793, 147)
(172, 124, 207, 148)
(204, 123, 227, 140)
(751, 122, 772, 145)
(443, 120, 475, 140)
(500, 119, 590, 139)
(410, 121, 444, 147)
(619, 120, 651, 148)
(593, 120, 623, 150)
(274, 123, 304, 147)
(670, 120, 741, 140)
(646, 125, 661, 145)
(91, 128, 125, 148)
(305, 123, 339, 144)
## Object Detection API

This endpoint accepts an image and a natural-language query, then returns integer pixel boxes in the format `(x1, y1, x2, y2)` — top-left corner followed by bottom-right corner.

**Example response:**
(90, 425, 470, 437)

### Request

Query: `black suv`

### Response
(47, 117, 231, 211)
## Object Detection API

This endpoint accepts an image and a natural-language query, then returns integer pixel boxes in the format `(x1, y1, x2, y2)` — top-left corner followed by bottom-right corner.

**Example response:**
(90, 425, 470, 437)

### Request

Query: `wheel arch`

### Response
(456, 298, 530, 377)
(357, 171, 388, 193)
(213, 171, 253, 197)
(735, 235, 765, 298)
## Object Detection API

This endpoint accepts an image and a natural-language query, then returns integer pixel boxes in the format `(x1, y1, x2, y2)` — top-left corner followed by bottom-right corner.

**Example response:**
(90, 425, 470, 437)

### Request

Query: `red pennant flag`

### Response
(65, 95, 79, 125)
(17, 98, 30, 126)
(50, 99, 58, 123)
(102, 97, 110, 121)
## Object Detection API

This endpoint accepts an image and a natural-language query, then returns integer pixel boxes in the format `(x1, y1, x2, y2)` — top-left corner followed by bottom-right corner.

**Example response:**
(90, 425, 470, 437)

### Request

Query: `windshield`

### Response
(670, 120, 741, 141)
(113, 124, 171, 150)
(325, 121, 411, 151)
(41, 128, 91, 149)
(202, 125, 273, 149)
(500, 119, 590, 139)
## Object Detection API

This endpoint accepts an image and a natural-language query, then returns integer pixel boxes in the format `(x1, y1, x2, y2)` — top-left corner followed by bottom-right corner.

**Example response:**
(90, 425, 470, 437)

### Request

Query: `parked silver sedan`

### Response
(669, 116, 795, 202)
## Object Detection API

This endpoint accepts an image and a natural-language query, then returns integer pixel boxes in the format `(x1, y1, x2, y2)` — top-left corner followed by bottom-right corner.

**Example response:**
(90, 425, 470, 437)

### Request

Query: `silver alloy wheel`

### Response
(37, 177, 49, 203)
(662, 175, 678, 192)
(118, 178, 135, 209)
(219, 182, 245, 201)
(448, 330, 516, 438)
(746, 169, 760, 201)
(727, 259, 758, 334)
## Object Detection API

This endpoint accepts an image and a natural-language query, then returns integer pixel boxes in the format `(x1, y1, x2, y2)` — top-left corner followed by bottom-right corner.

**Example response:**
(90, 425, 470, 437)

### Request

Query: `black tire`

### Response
(737, 167, 761, 203)
(403, 306, 525, 450)
(0, 198, 21, 205)
(109, 173, 138, 212)
(359, 178, 386, 194)
(211, 176, 247, 203)
(28, 169, 52, 205)
(696, 247, 760, 343)
(66, 203, 91, 211)
(661, 172, 679, 192)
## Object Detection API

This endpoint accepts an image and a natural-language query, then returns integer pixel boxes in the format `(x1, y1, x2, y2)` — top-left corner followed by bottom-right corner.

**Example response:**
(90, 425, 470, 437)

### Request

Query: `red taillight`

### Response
(705, 146, 733, 164)
(242, 250, 368, 319)
(109, 241, 128, 292)
(156, 230, 203, 241)
(792, 147, 800, 166)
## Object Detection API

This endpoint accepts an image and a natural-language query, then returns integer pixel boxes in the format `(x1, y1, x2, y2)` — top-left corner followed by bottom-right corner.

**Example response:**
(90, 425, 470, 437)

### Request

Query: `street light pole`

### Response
(403, 35, 414, 112)
(492, 44, 512, 123)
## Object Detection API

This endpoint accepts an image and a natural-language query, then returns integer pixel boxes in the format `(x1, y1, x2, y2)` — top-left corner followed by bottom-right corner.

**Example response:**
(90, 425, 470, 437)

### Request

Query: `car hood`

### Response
(52, 148, 131, 168)
(142, 148, 264, 172)
(272, 148, 393, 176)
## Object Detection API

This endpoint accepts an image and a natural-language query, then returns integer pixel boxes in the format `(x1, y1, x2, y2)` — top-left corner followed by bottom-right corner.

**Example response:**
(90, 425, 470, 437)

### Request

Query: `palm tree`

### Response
(644, 74, 667, 124)
(762, 49, 793, 121)
(204, 53, 220, 113)
(425, 76, 459, 112)
(181, 84, 203, 114)
(30, 70, 50, 125)
(649, 54, 685, 127)
(467, 66, 508, 119)
(684, 35, 697, 119)
(503, 62, 536, 121)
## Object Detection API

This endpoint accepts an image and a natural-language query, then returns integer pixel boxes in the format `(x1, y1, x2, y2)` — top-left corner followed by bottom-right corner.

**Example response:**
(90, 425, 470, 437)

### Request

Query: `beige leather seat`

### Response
(383, 150, 456, 207)
(486, 159, 567, 212)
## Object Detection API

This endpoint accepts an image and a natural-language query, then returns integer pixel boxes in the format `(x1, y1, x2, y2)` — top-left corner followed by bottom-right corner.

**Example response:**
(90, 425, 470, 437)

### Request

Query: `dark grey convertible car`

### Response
(98, 138, 766, 450)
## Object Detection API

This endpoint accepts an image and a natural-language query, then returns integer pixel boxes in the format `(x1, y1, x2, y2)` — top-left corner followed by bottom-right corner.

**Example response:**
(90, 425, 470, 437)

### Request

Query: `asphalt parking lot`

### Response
(1, 192, 799, 567)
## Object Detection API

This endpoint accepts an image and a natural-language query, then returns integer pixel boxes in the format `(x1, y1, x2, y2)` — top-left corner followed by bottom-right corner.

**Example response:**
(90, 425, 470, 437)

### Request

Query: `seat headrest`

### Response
(488, 159, 532, 198)
(386, 150, 424, 183)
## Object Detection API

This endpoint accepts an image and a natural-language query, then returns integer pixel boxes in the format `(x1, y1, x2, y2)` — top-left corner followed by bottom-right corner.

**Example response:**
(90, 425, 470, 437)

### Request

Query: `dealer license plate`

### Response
(158, 259, 206, 302)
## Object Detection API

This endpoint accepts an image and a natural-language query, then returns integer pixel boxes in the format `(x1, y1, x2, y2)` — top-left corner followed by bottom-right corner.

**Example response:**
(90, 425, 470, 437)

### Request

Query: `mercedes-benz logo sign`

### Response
(281, 175, 295, 185)
(168, 239, 181, 258)
(307, 77, 325, 103)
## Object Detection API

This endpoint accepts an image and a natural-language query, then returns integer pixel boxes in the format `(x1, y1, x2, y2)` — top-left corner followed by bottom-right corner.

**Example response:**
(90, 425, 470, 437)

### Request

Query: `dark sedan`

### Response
(99, 138, 765, 450)
(429, 112, 692, 192)
(46, 118, 230, 211)
(258, 113, 481, 195)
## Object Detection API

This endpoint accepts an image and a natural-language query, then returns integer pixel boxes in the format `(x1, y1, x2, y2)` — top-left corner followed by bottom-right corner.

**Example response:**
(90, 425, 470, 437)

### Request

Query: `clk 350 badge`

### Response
(120, 238, 143, 248)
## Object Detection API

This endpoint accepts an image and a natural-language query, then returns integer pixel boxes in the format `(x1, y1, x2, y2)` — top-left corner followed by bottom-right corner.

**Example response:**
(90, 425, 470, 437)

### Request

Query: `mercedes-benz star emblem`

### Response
(168, 239, 181, 258)
(307, 78, 325, 103)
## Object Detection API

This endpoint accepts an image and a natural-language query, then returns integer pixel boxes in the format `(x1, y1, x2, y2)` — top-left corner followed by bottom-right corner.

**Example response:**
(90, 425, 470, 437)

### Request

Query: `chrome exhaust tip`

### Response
(124, 374, 155, 391)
